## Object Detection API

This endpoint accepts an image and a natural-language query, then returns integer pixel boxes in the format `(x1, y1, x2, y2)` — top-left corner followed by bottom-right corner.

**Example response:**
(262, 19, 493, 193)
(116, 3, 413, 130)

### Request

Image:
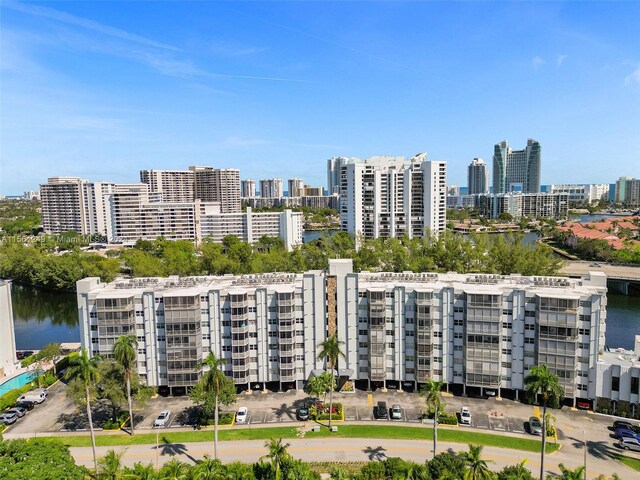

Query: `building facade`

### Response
(77, 262, 609, 406)
(140, 169, 196, 203)
(190, 166, 241, 213)
(615, 177, 640, 206)
(473, 193, 569, 220)
(241, 179, 257, 198)
(288, 178, 304, 197)
(468, 158, 489, 195)
(0, 280, 18, 377)
(547, 184, 610, 204)
(338, 154, 447, 240)
(493, 139, 541, 194)
(259, 179, 284, 198)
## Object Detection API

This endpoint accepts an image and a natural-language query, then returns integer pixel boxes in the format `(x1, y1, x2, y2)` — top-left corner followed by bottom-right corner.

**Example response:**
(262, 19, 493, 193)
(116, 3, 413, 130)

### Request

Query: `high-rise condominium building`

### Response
(338, 154, 447, 240)
(548, 184, 610, 204)
(139, 169, 195, 203)
(615, 177, 640, 206)
(260, 178, 284, 198)
(288, 178, 304, 197)
(0, 280, 18, 377)
(327, 157, 353, 195)
(241, 179, 257, 198)
(77, 261, 610, 408)
(493, 139, 541, 194)
(190, 166, 241, 213)
(468, 158, 489, 195)
(40, 177, 115, 235)
(474, 192, 569, 220)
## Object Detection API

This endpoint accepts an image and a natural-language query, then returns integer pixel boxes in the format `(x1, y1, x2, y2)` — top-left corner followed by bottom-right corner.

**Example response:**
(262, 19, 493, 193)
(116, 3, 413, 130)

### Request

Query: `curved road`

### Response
(70, 436, 639, 479)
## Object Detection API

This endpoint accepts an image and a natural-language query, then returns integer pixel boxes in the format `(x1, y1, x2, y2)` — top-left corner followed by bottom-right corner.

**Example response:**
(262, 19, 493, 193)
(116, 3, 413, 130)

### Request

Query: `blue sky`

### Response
(1, 1, 639, 195)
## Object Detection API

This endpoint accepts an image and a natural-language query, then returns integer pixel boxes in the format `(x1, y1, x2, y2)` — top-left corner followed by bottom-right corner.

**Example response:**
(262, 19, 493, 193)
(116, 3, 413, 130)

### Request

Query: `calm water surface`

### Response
(11, 284, 639, 351)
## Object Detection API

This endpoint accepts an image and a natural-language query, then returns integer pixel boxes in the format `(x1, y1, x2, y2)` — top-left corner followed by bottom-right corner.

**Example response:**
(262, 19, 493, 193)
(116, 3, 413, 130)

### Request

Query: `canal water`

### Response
(12, 285, 640, 351)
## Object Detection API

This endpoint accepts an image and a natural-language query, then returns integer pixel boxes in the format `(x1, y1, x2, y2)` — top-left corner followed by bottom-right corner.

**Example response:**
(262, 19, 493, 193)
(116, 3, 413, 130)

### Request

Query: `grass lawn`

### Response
(50, 425, 557, 453)
(614, 454, 640, 472)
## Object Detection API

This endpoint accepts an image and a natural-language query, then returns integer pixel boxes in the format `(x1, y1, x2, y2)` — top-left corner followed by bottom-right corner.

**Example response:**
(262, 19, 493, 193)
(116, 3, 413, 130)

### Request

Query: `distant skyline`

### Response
(1, 1, 639, 195)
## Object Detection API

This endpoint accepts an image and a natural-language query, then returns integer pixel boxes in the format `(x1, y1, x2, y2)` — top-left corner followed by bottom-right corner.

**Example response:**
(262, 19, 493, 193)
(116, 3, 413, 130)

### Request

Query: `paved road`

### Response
(70, 436, 639, 479)
(561, 261, 640, 280)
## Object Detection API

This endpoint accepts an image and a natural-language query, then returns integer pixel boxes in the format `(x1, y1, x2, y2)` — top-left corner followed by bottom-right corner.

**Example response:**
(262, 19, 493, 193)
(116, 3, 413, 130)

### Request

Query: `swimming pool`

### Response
(0, 371, 39, 397)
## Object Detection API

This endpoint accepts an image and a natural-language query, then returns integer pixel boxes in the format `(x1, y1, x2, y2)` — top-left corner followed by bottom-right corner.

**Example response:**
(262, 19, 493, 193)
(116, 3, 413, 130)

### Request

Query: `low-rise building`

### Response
(595, 337, 640, 417)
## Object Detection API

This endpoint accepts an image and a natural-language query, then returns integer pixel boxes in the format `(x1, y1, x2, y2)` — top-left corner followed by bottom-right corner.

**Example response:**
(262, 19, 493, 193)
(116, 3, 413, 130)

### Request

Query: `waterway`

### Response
(11, 284, 640, 351)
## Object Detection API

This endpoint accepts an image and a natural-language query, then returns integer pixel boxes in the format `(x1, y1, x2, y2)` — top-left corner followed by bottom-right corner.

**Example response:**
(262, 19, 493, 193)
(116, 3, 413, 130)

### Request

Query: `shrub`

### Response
(311, 403, 344, 421)
(201, 412, 235, 426)
(438, 412, 458, 425)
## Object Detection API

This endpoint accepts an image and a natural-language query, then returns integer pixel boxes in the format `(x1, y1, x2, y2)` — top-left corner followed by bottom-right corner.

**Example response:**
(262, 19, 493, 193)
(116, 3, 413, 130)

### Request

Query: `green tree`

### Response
(330, 466, 352, 480)
(193, 455, 224, 480)
(38, 343, 62, 375)
(420, 380, 444, 459)
(191, 353, 235, 460)
(524, 365, 564, 480)
(304, 371, 332, 402)
(158, 458, 189, 480)
(260, 438, 291, 480)
(114, 335, 139, 435)
(65, 348, 101, 473)
(316, 333, 346, 430)
(548, 464, 585, 480)
(122, 462, 158, 480)
(497, 461, 534, 480)
(459, 444, 494, 480)
(427, 453, 466, 480)
(0, 438, 87, 480)
(97, 449, 125, 480)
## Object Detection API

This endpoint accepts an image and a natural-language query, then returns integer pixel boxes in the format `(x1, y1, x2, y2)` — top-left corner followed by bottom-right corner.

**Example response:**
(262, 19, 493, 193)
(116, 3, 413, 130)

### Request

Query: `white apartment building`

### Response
(243, 195, 339, 211)
(77, 262, 610, 407)
(0, 280, 18, 377)
(548, 184, 610, 204)
(468, 158, 489, 195)
(41, 177, 115, 235)
(198, 205, 303, 251)
(475, 193, 569, 220)
(241, 179, 257, 198)
(260, 179, 284, 198)
(339, 154, 447, 240)
(140, 169, 195, 203)
(596, 338, 640, 417)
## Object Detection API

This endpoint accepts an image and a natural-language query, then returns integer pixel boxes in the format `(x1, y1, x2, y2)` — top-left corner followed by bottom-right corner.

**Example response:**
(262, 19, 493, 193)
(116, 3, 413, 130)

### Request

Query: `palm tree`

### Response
(114, 335, 138, 435)
(122, 462, 158, 480)
(159, 458, 189, 480)
(200, 352, 227, 460)
(460, 444, 493, 480)
(316, 333, 345, 430)
(65, 348, 101, 473)
(98, 449, 126, 480)
(552, 464, 586, 480)
(420, 379, 444, 459)
(194, 455, 224, 480)
(261, 438, 291, 480)
(524, 365, 564, 480)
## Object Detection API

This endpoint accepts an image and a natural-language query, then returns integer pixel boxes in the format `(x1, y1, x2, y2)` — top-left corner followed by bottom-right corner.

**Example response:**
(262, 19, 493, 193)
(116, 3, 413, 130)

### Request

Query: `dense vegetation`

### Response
(0, 230, 563, 291)
(0, 437, 624, 480)
(0, 199, 42, 235)
(551, 231, 640, 265)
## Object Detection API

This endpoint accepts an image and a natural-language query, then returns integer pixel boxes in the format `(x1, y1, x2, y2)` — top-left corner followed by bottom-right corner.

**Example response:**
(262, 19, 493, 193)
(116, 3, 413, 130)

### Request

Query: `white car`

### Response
(6, 407, 27, 418)
(236, 407, 248, 424)
(154, 411, 171, 427)
(460, 407, 472, 425)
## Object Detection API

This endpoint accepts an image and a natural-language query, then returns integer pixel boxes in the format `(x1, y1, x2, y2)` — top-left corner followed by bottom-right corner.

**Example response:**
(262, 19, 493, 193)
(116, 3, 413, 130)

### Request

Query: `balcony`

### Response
(279, 335, 295, 345)
(232, 348, 250, 359)
(279, 348, 295, 358)
(278, 322, 295, 332)
(280, 369, 296, 382)
(230, 300, 248, 308)
(231, 323, 249, 334)
(232, 336, 250, 347)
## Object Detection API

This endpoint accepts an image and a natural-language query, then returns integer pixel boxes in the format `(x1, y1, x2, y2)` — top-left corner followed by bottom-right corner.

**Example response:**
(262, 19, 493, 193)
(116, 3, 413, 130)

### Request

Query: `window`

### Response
(578, 384, 587, 391)
(222, 345, 231, 352)
(525, 324, 535, 331)
(433, 331, 442, 338)
(579, 328, 590, 336)
(612, 376, 620, 392)
(386, 329, 394, 336)
(387, 343, 395, 349)
(579, 342, 589, 350)
(525, 338, 535, 345)
(406, 331, 414, 337)
(359, 342, 368, 348)
(454, 332, 463, 339)
(579, 315, 591, 322)
(222, 320, 230, 327)
(503, 322, 512, 329)
(359, 354, 368, 361)
(579, 300, 591, 308)
(501, 362, 511, 369)
(454, 307, 464, 313)
(454, 319, 464, 326)
(502, 309, 510, 315)
(405, 318, 414, 324)
(631, 377, 639, 394)
(359, 329, 367, 336)
(502, 349, 512, 355)
(454, 345, 462, 352)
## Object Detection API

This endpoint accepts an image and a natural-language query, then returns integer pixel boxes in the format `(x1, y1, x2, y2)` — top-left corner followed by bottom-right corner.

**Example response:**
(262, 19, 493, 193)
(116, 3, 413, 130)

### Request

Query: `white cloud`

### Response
(556, 54, 568, 67)
(532, 56, 545, 70)
(624, 66, 640, 85)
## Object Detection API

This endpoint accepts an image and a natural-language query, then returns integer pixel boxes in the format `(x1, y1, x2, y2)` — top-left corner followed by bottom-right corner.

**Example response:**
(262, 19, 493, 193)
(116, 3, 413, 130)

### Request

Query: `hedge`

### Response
(201, 412, 235, 426)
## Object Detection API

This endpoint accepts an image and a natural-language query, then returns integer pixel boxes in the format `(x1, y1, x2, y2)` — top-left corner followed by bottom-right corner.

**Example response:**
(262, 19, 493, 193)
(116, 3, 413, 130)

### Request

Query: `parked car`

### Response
(614, 428, 639, 439)
(30, 388, 48, 397)
(236, 407, 248, 424)
(374, 401, 388, 419)
(296, 406, 310, 421)
(16, 392, 46, 404)
(613, 420, 640, 434)
(5, 407, 27, 418)
(390, 404, 402, 420)
(13, 401, 35, 411)
(529, 416, 543, 435)
(16, 351, 34, 360)
(154, 411, 171, 427)
(0, 412, 18, 425)
(618, 436, 640, 452)
(460, 407, 472, 425)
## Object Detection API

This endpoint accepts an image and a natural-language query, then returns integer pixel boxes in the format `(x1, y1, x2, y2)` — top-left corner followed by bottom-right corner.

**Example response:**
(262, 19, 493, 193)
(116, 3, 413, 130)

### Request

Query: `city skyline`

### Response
(2, 2, 639, 195)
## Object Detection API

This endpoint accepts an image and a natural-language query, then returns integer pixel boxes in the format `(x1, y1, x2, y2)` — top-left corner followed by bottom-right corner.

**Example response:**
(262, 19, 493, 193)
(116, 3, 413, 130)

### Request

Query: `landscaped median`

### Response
(45, 424, 558, 454)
